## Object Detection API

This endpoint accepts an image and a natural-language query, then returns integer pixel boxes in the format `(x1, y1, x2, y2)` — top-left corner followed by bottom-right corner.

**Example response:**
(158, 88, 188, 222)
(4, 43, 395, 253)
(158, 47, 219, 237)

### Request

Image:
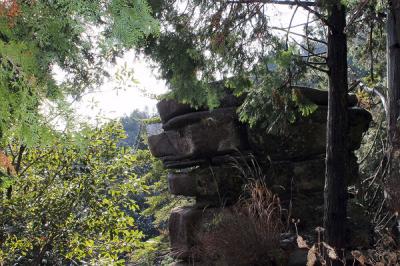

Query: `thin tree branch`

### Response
(294, 0, 331, 27)
(307, 61, 327, 65)
(345, 0, 370, 31)
(7, 144, 15, 160)
(305, 62, 329, 73)
(225, 0, 316, 6)
(286, 5, 299, 48)
(15, 145, 26, 174)
(19, 150, 53, 177)
(359, 81, 388, 115)
(290, 37, 327, 60)
(269, 26, 327, 44)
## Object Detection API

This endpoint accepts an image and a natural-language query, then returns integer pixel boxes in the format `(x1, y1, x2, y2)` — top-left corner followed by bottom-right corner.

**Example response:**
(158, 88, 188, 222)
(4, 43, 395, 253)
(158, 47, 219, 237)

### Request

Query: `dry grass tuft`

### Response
(195, 180, 284, 266)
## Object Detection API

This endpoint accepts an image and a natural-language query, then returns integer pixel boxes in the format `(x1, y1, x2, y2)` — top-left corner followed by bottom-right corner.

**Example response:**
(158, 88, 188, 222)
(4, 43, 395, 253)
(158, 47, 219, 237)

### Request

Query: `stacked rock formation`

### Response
(147, 88, 372, 265)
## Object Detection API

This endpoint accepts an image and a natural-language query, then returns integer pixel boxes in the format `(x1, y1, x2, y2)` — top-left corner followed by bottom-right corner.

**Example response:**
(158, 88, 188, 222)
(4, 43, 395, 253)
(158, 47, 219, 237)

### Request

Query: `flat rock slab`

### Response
(148, 108, 247, 163)
(159, 151, 256, 169)
(168, 166, 243, 203)
(163, 107, 236, 131)
(292, 87, 358, 106)
(248, 107, 371, 160)
(163, 158, 208, 169)
(157, 92, 242, 125)
(148, 132, 176, 158)
(157, 99, 200, 124)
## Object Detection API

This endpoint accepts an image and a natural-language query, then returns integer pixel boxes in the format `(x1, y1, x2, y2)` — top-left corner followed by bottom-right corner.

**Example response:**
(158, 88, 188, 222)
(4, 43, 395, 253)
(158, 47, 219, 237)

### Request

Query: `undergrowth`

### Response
(195, 180, 285, 266)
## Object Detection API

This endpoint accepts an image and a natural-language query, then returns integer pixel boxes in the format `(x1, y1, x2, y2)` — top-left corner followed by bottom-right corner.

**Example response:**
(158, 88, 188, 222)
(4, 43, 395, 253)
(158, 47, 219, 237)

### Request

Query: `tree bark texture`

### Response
(386, 0, 400, 212)
(324, 0, 349, 254)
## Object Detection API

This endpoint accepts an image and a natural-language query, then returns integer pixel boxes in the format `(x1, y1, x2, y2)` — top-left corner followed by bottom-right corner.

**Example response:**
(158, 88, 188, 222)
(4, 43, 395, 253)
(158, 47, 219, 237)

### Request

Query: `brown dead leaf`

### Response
(351, 250, 366, 266)
(322, 242, 338, 260)
(297, 235, 309, 249)
(0, 150, 15, 176)
(327, 249, 338, 260)
(387, 252, 397, 264)
(356, 255, 366, 265)
(307, 245, 317, 266)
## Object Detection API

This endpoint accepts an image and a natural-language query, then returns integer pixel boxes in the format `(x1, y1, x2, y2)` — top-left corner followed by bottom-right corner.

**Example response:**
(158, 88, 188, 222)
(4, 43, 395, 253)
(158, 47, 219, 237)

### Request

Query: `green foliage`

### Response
(143, 0, 279, 109)
(0, 122, 147, 265)
(238, 47, 308, 129)
(0, 0, 159, 146)
(141, 156, 194, 229)
(108, 0, 160, 49)
(128, 145, 194, 265)
(120, 110, 149, 149)
(143, 1, 324, 128)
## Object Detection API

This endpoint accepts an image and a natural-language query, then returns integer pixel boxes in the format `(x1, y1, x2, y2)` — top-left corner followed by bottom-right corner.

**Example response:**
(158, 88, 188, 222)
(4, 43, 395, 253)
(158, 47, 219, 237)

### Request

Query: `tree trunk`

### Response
(386, 0, 400, 212)
(324, 0, 348, 255)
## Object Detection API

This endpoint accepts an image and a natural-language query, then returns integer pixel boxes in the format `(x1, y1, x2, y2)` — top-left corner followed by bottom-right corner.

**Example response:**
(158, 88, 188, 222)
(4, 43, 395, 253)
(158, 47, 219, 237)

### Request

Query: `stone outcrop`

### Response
(147, 88, 372, 265)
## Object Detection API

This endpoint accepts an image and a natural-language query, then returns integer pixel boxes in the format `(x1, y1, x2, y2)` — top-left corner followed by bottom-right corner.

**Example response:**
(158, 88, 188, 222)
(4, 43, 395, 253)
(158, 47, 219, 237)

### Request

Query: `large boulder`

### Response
(157, 92, 242, 125)
(157, 99, 200, 124)
(148, 132, 176, 158)
(292, 86, 358, 106)
(148, 108, 248, 165)
(169, 207, 203, 260)
(169, 207, 223, 261)
(163, 107, 236, 130)
(168, 166, 243, 204)
(264, 153, 359, 229)
(248, 107, 372, 160)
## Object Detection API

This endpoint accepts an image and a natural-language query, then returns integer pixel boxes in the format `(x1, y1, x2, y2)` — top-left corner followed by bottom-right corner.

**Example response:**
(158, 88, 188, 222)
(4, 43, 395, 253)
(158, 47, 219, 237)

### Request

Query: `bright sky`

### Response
(68, 51, 167, 122)
(58, 5, 309, 123)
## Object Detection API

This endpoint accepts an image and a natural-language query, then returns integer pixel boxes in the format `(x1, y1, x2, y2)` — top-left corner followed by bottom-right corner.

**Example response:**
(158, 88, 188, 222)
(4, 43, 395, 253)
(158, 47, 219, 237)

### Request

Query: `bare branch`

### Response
(290, 37, 327, 60)
(294, 0, 331, 27)
(307, 61, 327, 65)
(345, 0, 370, 31)
(225, 0, 316, 6)
(15, 145, 26, 174)
(305, 62, 329, 73)
(359, 82, 388, 115)
(269, 26, 327, 44)
(286, 6, 299, 47)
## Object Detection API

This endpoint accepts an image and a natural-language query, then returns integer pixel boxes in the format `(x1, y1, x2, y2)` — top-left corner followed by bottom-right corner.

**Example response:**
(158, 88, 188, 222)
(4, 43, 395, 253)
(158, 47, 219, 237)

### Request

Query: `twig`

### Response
(294, 0, 331, 27)
(225, 0, 316, 6)
(286, 6, 299, 48)
(305, 62, 329, 73)
(270, 26, 327, 44)
(359, 82, 388, 115)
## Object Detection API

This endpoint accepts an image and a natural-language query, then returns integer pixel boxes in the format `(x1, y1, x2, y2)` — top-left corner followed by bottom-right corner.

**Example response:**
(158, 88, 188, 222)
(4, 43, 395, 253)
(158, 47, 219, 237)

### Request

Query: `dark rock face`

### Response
(148, 108, 248, 169)
(147, 88, 372, 264)
(248, 106, 372, 160)
(169, 207, 204, 260)
(287, 248, 308, 266)
(157, 99, 200, 124)
(168, 166, 243, 204)
(292, 86, 358, 107)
